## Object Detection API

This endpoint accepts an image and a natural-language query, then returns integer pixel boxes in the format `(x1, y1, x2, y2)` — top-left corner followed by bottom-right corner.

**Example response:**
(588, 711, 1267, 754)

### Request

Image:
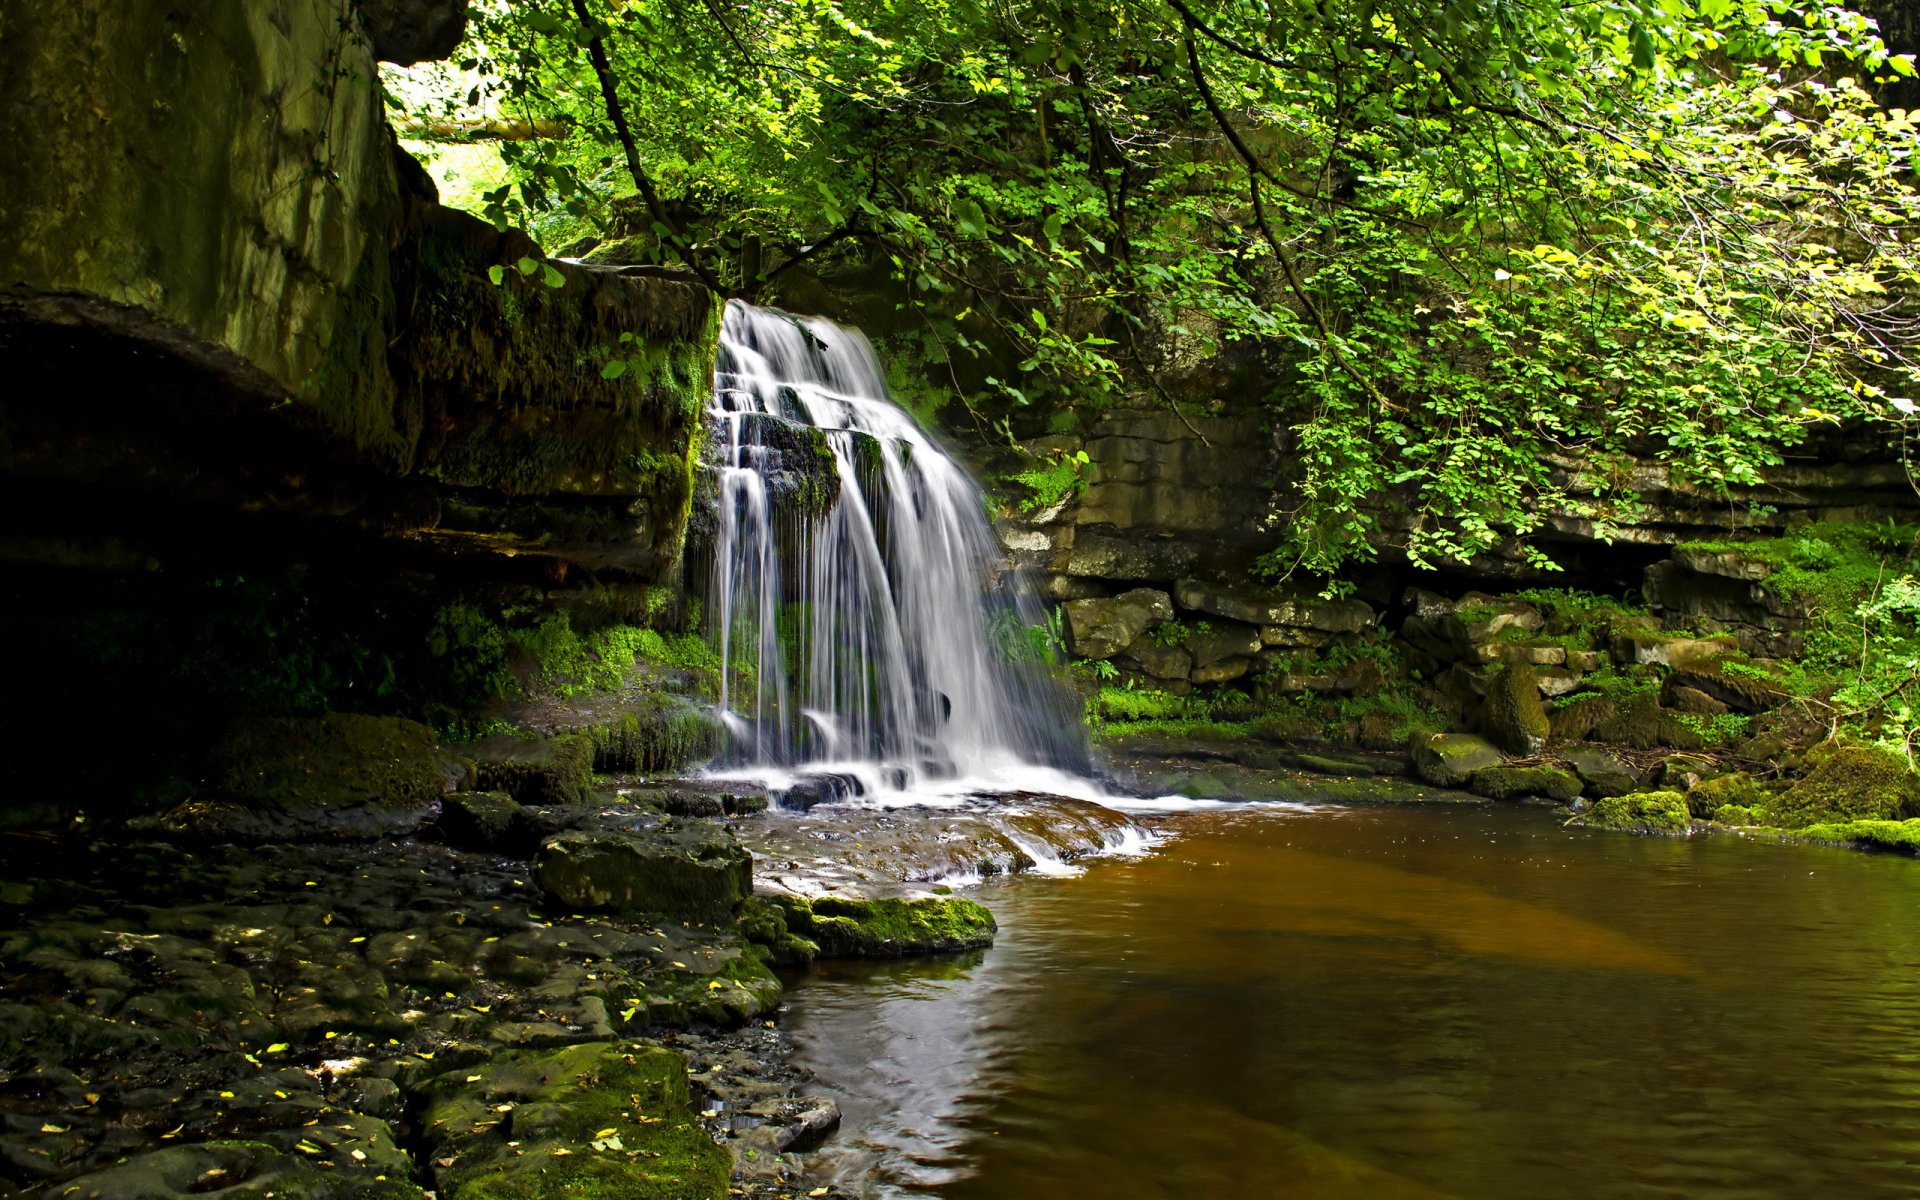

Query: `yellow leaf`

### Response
(40, 1123, 69, 1134)
(593, 1128, 618, 1139)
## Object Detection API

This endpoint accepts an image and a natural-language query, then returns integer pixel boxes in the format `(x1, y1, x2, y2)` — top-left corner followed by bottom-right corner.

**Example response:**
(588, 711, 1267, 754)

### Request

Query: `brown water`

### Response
(784, 803, 1920, 1199)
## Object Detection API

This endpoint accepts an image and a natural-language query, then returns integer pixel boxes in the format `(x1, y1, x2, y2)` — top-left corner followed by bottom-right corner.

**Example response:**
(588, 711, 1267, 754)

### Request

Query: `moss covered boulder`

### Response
(536, 822, 752, 921)
(1410, 732, 1504, 788)
(165, 713, 450, 841)
(774, 894, 997, 957)
(1593, 691, 1705, 752)
(1580, 791, 1693, 835)
(1469, 765, 1583, 802)
(585, 699, 724, 775)
(1792, 819, 1920, 853)
(1480, 665, 1550, 756)
(439, 790, 524, 851)
(473, 732, 594, 805)
(1767, 746, 1920, 829)
(1685, 773, 1769, 819)
(1561, 746, 1639, 798)
(418, 1041, 730, 1200)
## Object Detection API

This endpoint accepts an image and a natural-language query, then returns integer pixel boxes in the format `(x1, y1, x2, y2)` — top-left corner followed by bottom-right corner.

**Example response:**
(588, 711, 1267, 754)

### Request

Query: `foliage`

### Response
(389, 0, 1920, 574)
(1003, 449, 1093, 513)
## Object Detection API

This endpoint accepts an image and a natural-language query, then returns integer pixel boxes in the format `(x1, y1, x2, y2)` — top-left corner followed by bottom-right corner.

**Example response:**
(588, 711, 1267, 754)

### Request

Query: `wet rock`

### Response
(582, 698, 725, 774)
(418, 1041, 731, 1199)
(47, 1139, 427, 1199)
(438, 790, 523, 852)
(1655, 753, 1723, 791)
(1665, 660, 1788, 713)
(1579, 791, 1693, 835)
(535, 821, 752, 921)
(1064, 588, 1175, 659)
(774, 895, 996, 956)
(1469, 765, 1583, 802)
(1410, 732, 1504, 788)
(1175, 578, 1373, 633)
(471, 732, 593, 805)
(1593, 691, 1704, 751)
(1480, 665, 1549, 756)
(1562, 746, 1640, 798)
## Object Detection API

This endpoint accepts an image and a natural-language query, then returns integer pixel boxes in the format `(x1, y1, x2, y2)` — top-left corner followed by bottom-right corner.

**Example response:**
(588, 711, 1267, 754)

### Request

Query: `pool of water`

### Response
(783, 803, 1920, 1199)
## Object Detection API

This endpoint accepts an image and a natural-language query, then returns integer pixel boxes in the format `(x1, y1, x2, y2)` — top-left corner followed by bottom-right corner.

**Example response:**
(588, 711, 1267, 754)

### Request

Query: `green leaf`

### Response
(541, 263, 566, 289)
(486, 264, 505, 286)
(601, 359, 629, 380)
(515, 256, 538, 276)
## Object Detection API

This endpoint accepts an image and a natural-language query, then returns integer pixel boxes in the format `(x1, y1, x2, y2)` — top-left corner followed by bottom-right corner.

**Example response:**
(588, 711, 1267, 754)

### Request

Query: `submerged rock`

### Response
(535, 821, 752, 921)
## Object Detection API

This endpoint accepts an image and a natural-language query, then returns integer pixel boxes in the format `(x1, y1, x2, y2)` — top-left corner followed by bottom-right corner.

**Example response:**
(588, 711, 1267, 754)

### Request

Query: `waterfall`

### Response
(706, 301, 1088, 805)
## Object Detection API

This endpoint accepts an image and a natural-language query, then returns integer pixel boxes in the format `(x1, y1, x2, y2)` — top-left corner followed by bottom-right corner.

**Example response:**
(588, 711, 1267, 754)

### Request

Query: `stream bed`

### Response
(784, 802, 1920, 1199)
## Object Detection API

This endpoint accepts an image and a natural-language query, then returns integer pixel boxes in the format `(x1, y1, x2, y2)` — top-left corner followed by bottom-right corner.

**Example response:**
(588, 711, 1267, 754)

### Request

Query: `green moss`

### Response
(1767, 745, 1920, 828)
(209, 713, 445, 811)
(424, 1041, 730, 1200)
(472, 732, 594, 804)
(1790, 818, 1920, 853)
(775, 894, 997, 957)
(1481, 664, 1549, 755)
(585, 701, 723, 774)
(1582, 791, 1693, 835)
(1711, 803, 1763, 825)
(1593, 691, 1704, 751)
(1470, 765, 1583, 802)
(1685, 772, 1768, 818)
(737, 896, 821, 967)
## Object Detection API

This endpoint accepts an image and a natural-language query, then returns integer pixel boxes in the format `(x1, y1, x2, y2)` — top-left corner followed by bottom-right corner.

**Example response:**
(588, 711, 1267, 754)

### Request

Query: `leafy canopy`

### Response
(386, 0, 1920, 575)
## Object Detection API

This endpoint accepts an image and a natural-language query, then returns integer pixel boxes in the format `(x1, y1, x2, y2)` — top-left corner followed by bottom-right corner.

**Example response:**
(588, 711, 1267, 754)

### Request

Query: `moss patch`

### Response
(1767, 745, 1920, 829)
(1581, 791, 1692, 835)
(473, 732, 594, 804)
(774, 895, 997, 957)
(209, 713, 447, 810)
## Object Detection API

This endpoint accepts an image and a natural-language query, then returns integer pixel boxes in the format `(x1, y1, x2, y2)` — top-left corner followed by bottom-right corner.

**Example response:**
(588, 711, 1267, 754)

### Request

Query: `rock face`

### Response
(1064, 588, 1174, 658)
(535, 822, 753, 921)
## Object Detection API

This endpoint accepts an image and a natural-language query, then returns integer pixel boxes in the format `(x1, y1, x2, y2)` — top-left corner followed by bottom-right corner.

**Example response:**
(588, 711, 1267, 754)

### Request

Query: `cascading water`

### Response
(707, 301, 1089, 805)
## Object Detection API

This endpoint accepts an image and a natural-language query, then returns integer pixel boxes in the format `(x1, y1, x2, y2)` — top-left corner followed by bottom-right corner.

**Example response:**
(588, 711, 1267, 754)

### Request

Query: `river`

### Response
(785, 802, 1920, 1198)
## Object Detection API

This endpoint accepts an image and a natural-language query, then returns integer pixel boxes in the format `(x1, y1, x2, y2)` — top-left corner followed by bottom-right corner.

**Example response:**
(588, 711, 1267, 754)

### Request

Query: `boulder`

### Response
(46, 1138, 426, 1200)
(1480, 665, 1550, 756)
(1469, 765, 1583, 802)
(1665, 685, 1730, 716)
(1175, 578, 1373, 633)
(1193, 656, 1253, 685)
(1665, 660, 1788, 713)
(472, 732, 594, 804)
(1474, 641, 1567, 667)
(1410, 732, 1504, 787)
(438, 790, 522, 851)
(1767, 746, 1920, 829)
(1566, 649, 1610, 672)
(1561, 746, 1640, 798)
(1655, 753, 1723, 791)
(1593, 692, 1705, 751)
(1064, 588, 1174, 659)
(535, 821, 752, 920)
(1535, 668, 1584, 698)
(1580, 791, 1693, 835)
(1685, 772, 1769, 818)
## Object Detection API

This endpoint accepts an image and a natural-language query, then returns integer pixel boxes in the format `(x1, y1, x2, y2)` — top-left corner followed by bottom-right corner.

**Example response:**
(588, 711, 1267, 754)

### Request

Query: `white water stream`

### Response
(706, 302, 1093, 811)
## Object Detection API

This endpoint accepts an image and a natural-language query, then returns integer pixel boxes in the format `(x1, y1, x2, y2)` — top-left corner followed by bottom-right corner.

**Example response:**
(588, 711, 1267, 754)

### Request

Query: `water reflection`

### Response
(785, 805, 1920, 1199)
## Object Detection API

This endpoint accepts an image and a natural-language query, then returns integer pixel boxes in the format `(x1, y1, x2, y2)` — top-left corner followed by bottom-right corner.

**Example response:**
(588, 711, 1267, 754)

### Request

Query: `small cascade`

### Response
(707, 301, 1088, 804)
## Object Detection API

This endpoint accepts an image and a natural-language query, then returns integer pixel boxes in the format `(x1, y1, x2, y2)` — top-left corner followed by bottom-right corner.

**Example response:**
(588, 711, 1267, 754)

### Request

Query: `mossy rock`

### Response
(1593, 692, 1705, 752)
(473, 732, 594, 804)
(1791, 818, 1920, 853)
(1712, 803, 1763, 826)
(774, 894, 997, 957)
(1549, 694, 1615, 742)
(1469, 765, 1583, 802)
(737, 895, 821, 967)
(1561, 746, 1639, 798)
(439, 790, 524, 851)
(1581, 791, 1693, 835)
(1479, 664, 1549, 756)
(1665, 660, 1788, 713)
(209, 713, 447, 810)
(585, 699, 723, 774)
(49, 1139, 428, 1200)
(535, 822, 752, 921)
(1409, 732, 1504, 788)
(1685, 772, 1768, 819)
(420, 1041, 730, 1200)
(1767, 746, 1920, 829)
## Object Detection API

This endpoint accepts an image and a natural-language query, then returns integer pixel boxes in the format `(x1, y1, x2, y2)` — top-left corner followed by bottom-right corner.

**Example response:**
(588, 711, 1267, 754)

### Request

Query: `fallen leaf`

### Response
(39, 1123, 69, 1134)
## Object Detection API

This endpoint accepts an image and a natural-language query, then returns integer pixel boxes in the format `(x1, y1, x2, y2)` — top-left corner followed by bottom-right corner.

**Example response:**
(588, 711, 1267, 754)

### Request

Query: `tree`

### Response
(386, 0, 1920, 575)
